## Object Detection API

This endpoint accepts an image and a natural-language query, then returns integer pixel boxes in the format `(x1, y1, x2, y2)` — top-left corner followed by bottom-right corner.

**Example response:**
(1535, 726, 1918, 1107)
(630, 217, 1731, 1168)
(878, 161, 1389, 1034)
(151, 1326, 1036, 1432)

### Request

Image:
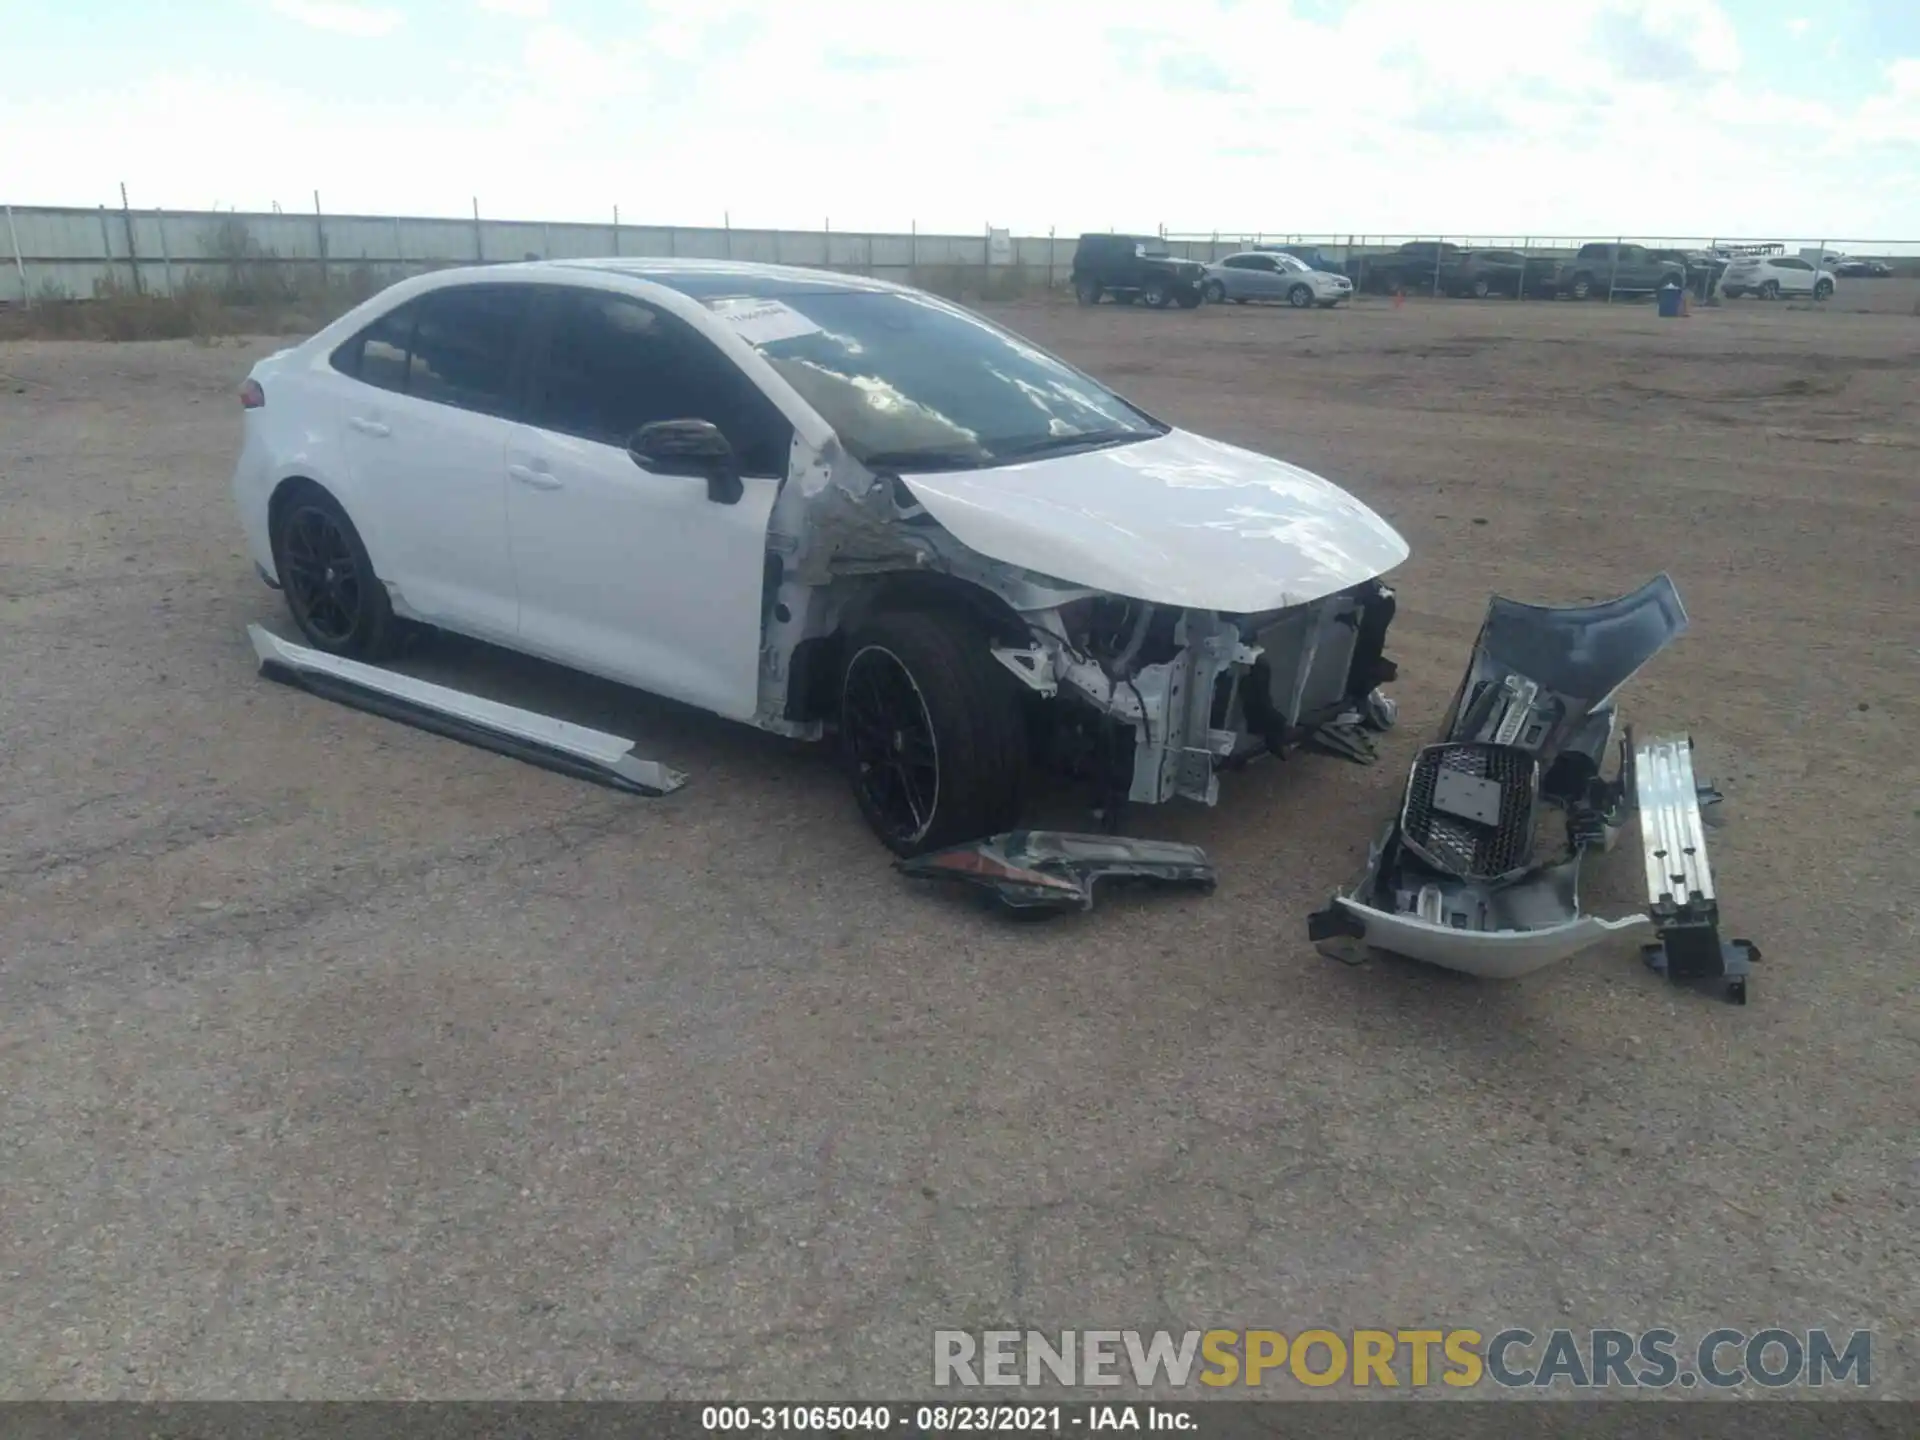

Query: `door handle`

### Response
(508, 463, 562, 491)
(348, 416, 390, 437)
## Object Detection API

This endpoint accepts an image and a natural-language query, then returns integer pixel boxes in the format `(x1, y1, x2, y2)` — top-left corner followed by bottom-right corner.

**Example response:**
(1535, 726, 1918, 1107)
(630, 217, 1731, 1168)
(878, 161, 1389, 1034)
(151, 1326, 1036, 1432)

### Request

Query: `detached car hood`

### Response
(897, 428, 1409, 612)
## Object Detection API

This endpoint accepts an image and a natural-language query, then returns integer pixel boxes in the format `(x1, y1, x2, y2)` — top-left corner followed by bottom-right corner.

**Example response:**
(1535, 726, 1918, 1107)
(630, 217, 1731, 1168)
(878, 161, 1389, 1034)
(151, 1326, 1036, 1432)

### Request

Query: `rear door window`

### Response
(330, 303, 414, 392)
(404, 285, 533, 418)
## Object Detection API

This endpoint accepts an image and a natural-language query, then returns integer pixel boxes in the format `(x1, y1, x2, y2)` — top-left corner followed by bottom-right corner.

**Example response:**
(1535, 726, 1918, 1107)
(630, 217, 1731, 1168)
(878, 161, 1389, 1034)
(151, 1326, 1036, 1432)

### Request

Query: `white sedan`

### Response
(1202, 251, 1354, 308)
(232, 261, 1406, 853)
(1718, 255, 1837, 300)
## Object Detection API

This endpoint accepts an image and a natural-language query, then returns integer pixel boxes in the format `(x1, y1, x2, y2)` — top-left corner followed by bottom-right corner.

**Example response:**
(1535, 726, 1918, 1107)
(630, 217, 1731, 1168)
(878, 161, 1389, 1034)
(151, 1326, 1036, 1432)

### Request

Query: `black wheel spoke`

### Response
(843, 646, 939, 845)
(282, 505, 362, 646)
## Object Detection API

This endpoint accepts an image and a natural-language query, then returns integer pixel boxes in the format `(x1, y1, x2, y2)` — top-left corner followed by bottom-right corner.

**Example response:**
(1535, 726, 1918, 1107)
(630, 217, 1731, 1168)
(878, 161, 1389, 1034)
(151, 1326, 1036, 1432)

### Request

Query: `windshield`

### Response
(706, 290, 1164, 471)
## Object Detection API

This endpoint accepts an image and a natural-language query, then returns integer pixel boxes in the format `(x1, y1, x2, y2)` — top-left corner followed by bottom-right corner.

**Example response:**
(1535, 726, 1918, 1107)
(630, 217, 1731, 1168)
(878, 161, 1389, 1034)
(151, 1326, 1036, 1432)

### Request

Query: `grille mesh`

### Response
(1403, 743, 1537, 880)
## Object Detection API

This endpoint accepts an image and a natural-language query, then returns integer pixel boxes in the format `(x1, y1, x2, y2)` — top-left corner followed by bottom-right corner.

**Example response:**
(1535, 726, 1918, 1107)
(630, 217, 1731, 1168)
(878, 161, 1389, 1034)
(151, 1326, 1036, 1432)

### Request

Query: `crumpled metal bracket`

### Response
(897, 830, 1217, 916)
(249, 624, 687, 797)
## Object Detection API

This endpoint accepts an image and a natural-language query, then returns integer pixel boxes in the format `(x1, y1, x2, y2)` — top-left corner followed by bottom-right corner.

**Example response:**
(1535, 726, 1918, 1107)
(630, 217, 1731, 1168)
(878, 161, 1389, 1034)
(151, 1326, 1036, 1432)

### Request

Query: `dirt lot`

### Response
(2, 290, 1916, 1401)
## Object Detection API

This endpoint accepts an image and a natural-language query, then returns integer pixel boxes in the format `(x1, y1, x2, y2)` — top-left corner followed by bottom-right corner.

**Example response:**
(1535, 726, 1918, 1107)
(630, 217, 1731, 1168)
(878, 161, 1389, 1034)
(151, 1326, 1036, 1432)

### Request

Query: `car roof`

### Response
(543, 257, 908, 298)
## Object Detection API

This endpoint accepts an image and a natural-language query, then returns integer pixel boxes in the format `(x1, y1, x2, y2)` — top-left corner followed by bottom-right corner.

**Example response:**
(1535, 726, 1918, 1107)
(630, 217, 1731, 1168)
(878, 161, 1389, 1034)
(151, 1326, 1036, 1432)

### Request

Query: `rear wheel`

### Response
(1813, 277, 1834, 300)
(839, 609, 1030, 856)
(1202, 279, 1226, 303)
(1470, 276, 1491, 299)
(1287, 284, 1314, 308)
(1143, 277, 1173, 308)
(1759, 280, 1781, 300)
(1570, 274, 1594, 301)
(270, 482, 402, 660)
(1074, 276, 1102, 305)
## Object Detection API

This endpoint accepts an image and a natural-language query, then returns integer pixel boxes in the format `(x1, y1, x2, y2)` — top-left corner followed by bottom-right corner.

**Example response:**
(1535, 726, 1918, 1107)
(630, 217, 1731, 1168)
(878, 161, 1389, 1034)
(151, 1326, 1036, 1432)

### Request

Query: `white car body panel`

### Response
(1719, 256, 1836, 297)
(342, 380, 520, 642)
(502, 421, 780, 720)
(896, 428, 1408, 613)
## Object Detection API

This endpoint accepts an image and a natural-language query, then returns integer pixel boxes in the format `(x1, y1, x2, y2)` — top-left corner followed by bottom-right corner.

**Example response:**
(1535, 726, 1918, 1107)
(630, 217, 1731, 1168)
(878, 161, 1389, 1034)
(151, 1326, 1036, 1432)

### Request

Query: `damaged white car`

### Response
(231, 260, 1407, 853)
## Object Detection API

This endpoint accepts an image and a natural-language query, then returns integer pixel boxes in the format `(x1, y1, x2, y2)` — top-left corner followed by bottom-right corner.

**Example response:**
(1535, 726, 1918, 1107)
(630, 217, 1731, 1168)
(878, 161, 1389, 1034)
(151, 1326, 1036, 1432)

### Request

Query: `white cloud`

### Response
(1787, 17, 1810, 36)
(478, 0, 550, 16)
(269, 0, 402, 38)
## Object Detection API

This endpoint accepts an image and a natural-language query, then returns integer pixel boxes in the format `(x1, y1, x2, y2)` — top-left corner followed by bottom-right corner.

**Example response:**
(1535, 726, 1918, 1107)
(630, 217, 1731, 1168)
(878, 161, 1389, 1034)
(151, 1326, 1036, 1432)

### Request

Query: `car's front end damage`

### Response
(754, 419, 1412, 821)
(992, 579, 1400, 809)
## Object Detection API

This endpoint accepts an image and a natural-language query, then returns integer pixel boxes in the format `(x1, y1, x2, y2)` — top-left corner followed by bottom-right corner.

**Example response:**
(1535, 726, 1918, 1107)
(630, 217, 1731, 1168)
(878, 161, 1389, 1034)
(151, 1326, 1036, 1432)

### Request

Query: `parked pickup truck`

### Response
(1436, 249, 1559, 299)
(1349, 242, 1463, 294)
(1558, 243, 1687, 300)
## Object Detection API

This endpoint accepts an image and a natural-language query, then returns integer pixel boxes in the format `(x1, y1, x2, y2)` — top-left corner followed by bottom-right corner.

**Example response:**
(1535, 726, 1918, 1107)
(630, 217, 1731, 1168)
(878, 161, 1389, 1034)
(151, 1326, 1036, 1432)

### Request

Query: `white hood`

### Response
(898, 428, 1408, 613)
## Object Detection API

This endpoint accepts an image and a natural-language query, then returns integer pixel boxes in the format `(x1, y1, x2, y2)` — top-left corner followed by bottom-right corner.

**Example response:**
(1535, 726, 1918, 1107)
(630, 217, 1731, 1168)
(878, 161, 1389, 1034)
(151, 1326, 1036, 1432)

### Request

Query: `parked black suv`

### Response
(1071, 234, 1207, 308)
(1437, 249, 1559, 298)
(1559, 244, 1687, 300)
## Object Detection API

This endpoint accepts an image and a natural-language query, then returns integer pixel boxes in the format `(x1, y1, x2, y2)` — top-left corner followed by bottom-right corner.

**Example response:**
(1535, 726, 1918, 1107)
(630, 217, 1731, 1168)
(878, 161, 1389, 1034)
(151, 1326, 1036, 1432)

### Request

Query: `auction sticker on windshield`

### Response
(707, 297, 822, 346)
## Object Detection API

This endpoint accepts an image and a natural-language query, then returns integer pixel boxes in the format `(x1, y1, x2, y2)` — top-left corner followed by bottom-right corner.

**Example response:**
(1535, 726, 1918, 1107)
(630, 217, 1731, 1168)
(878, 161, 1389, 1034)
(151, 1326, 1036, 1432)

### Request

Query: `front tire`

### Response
(1202, 279, 1226, 303)
(1287, 284, 1314, 308)
(839, 609, 1030, 856)
(270, 482, 402, 660)
(1570, 274, 1594, 301)
(1143, 278, 1173, 308)
(1470, 277, 1491, 299)
(1759, 280, 1781, 300)
(1813, 278, 1833, 300)
(1074, 276, 1102, 305)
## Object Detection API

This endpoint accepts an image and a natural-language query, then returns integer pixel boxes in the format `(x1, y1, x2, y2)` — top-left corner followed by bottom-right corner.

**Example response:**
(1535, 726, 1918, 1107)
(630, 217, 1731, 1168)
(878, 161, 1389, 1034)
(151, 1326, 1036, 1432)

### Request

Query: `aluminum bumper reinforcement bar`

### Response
(1632, 731, 1758, 1003)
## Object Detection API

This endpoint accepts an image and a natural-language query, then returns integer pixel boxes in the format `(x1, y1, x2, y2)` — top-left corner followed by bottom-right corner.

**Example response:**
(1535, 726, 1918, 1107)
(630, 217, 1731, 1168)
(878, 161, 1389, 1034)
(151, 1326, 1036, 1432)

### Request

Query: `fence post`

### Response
(1048, 225, 1056, 290)
(724, 211, 733, 259)
(612, 205, 620, 256)
(97, 206, 116, 293)
(314, 190, 329, 290)
(472, 197, 483, 262)
(1818, 237, 1828, 303)
(119, 183, 144, 295)
(392, 215, 404, 276)
(1519, 235, 1530, 301)
(1432, 238, 1444, 297)
(155, 208, 173, 294)
(910, 219, 917, 282)
(1607, 234, 1621, 303)
(542, 222, 551, 260)
(5, 204, 28, 307)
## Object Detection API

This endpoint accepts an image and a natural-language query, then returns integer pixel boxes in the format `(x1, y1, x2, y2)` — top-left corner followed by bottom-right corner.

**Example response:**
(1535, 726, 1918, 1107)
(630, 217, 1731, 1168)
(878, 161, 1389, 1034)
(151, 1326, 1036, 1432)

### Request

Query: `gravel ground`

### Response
(1, 288, 1916, 1401)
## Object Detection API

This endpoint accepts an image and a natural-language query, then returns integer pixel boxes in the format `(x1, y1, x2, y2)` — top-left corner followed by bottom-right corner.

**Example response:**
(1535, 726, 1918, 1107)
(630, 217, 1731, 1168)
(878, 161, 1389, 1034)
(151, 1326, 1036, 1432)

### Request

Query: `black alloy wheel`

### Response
(842, 642, 942, 851)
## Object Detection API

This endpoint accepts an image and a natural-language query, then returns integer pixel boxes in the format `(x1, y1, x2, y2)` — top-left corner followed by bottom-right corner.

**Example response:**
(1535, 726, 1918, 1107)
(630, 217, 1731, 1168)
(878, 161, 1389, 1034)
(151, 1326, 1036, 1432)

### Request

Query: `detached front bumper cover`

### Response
(1307, 575, 1755, 998)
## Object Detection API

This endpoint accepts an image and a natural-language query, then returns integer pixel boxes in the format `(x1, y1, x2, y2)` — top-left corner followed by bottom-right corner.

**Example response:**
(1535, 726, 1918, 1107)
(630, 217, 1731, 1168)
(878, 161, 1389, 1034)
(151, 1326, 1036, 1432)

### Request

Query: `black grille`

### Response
(1402, 743, 1538, 880)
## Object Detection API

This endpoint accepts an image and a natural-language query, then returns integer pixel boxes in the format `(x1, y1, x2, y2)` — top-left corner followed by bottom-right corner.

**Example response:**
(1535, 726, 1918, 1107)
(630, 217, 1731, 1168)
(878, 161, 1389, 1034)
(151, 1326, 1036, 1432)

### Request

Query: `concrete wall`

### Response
(0, 204, 1083, 303)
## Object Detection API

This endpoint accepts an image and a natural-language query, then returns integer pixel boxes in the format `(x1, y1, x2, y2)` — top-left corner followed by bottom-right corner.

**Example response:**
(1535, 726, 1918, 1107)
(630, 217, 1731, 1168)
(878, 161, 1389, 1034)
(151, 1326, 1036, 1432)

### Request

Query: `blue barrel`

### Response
(1657, 283, 1684, 318)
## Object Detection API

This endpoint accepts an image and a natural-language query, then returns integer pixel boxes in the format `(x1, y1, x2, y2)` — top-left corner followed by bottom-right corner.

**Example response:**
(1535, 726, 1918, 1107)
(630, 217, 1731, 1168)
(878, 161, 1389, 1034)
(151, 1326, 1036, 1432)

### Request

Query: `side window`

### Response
(405, 286, 531, 417)
(330, 303, 414, 392)
(1222, 255, 1253, 270)
(529, 289, 792, 478)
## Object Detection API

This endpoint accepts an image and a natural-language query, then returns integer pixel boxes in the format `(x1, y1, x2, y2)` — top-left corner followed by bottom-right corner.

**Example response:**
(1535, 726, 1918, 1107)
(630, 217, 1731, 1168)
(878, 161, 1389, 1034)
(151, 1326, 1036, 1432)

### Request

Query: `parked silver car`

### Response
(1202, 251, 1354, 308)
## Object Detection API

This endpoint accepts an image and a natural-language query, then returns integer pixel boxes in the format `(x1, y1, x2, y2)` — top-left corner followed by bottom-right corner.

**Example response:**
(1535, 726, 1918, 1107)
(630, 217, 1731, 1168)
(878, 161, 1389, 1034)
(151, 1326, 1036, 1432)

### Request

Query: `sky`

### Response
(3, 0, 1918, 240)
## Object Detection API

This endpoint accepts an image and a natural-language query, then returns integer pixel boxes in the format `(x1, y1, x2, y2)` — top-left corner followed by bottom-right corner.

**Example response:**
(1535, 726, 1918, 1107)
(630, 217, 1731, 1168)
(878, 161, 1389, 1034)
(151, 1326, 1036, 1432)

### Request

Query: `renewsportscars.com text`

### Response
(932, 1327, 1872, 1390)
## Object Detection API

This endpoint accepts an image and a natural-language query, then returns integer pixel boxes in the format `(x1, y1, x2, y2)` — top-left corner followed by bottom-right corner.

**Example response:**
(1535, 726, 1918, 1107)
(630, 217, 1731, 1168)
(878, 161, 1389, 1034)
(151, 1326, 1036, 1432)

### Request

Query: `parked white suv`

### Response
(232, 261, 1407, 852)
(1719, 255, 1836, 300)
(1202, 252, 1354, 308)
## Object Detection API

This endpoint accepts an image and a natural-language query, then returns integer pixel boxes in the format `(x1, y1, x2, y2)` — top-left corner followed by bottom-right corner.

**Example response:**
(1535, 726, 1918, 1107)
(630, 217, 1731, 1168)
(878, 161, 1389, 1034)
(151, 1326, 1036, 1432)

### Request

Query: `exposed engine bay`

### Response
(989, 579, 1401, 815)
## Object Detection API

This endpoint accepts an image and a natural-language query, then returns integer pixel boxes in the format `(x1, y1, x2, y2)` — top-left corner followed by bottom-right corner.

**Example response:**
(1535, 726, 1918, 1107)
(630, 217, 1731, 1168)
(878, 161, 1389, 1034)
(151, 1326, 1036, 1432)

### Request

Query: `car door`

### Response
(502, 285, 791, 721)
(1239, 254, 1280, 300)
(331, 283, 530, 640)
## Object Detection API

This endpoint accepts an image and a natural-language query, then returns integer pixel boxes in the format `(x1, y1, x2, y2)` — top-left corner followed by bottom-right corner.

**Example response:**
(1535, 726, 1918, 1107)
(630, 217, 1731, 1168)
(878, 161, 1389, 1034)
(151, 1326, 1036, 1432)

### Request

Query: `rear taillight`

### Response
(240, 379, 265, 409)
